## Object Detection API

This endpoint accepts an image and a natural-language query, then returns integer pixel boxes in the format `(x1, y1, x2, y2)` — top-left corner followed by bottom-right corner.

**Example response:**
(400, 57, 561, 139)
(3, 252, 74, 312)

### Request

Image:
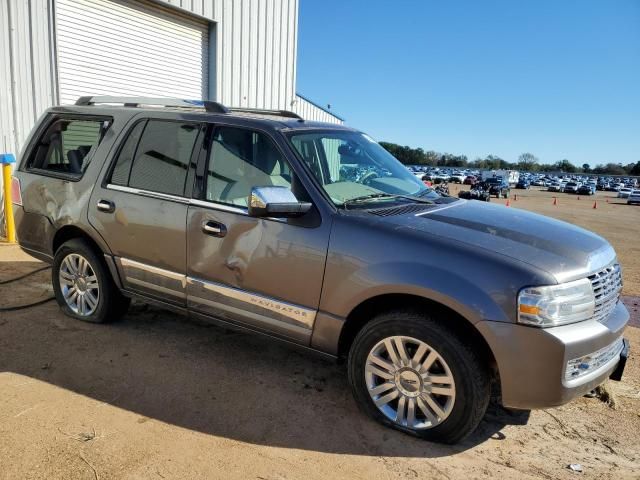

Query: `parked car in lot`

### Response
(577, 184, 595, 195)
(463, 175, 477, 185)
(564, 182, 581, 194)
(618, 188, 633, 199)
(515, 179, 530, 189)
(627, 190, 640, 205)
(11, 96, 630, 444)
(547, 182, 563, 193)
(483, 177, 511, 198)
(458, 184, 491, 201)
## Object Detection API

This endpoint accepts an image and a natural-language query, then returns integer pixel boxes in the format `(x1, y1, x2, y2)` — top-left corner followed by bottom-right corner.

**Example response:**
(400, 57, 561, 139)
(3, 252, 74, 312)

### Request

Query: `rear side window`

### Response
(110, 120, 199, 196)
(27, 117, 109, 177)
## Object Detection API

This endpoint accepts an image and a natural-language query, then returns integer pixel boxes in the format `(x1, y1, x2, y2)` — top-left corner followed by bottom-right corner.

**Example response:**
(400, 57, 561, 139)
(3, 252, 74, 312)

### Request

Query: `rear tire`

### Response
(52, 239, 130, 323)
(347, 311, 491, 444)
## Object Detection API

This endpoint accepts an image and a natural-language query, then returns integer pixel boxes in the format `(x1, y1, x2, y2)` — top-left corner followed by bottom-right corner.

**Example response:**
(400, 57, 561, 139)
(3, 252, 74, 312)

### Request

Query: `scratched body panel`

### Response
(185, 205, 331, 343)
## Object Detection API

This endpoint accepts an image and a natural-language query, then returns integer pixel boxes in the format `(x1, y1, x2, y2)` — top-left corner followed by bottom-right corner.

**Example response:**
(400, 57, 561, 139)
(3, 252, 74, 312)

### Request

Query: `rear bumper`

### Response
(477, 301, 629, 409)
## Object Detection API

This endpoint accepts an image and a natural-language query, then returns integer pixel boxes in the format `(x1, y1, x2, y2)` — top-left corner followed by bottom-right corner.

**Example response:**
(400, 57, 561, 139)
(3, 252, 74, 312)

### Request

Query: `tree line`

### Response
(379, 142, 640, 176)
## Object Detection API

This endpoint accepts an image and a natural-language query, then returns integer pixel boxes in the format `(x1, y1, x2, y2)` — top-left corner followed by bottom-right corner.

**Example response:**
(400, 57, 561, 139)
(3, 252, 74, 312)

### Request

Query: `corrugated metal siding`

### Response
(0, 0, 344, 159)
(56, 0, 209, 104)
(0, 0, 57, 156)
(293, 94, 344, 124)
(158, 0, 299, 111)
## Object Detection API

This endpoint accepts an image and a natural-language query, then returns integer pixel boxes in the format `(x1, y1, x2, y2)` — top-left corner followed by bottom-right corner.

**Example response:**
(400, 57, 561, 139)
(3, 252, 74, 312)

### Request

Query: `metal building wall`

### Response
(292, 93, 344, 124)
(1, 0, 342, 158)
(159, 0, 299, 111)
(0, 0, 57, 156)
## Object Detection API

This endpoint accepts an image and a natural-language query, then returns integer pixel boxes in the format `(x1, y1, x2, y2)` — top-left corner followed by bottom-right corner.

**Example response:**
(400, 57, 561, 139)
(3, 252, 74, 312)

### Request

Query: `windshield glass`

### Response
(287, 130, 441, 206)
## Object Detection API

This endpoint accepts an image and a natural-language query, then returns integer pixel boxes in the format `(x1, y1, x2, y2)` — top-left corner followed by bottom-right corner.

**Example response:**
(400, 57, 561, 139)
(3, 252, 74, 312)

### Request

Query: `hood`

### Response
(374, 199, 615, 283)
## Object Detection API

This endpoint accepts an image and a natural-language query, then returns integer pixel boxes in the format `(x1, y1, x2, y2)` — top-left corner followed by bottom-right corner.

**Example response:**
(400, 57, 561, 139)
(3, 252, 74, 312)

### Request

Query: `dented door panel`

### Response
(186, 204, 331, 343)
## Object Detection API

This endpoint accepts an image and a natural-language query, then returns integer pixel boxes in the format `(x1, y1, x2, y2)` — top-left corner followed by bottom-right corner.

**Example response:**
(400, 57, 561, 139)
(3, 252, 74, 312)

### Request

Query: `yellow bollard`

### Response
(1, 153, 16, 243)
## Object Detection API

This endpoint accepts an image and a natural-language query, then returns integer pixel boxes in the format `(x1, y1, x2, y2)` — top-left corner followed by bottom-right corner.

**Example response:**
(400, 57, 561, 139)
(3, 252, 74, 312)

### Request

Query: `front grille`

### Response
(588, 263, 622, 323)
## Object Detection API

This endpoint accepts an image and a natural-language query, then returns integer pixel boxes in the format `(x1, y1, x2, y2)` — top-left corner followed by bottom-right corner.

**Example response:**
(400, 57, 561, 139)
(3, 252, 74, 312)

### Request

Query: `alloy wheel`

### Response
(58, 253, 100, 316)
(365, 336, 456, 429)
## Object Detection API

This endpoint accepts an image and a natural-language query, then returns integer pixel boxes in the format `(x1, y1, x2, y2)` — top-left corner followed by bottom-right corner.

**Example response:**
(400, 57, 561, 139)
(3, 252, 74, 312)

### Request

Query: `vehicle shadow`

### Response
(0, 260, 530, 458)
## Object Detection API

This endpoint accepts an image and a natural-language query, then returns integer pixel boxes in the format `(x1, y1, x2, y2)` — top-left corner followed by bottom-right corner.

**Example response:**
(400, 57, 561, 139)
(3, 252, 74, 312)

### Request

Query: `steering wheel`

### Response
(360, 171, 379, 186)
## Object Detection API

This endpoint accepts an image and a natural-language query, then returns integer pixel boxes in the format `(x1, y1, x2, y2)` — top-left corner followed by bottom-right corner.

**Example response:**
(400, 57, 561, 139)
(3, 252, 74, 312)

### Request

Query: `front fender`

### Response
(322, 261, 511, 324)
(319, 214, 554, 326)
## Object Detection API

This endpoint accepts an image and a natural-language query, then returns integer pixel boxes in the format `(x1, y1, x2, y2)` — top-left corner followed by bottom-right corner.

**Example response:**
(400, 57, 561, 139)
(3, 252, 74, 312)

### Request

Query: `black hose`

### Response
(0, 265, 51, 285)
(0, 265, 56, 311)
(0, 296, 55, 312)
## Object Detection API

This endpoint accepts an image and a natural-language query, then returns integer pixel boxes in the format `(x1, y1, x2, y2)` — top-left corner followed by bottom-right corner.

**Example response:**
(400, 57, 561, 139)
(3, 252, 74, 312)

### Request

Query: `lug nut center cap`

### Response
(395, 368, 422, 397)
(75, 277, 87, 293)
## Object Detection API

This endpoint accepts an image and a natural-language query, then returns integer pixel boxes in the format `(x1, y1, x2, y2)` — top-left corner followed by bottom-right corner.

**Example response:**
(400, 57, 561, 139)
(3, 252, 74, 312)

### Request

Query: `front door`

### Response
(89, 118, 203, 305)
(186, 124, 331, 344)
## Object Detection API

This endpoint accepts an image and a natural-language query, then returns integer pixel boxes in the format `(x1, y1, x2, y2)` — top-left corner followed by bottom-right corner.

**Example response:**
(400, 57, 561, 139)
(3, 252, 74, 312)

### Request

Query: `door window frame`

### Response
(192, 122, 308, 218)
(102, 117, 206, 203)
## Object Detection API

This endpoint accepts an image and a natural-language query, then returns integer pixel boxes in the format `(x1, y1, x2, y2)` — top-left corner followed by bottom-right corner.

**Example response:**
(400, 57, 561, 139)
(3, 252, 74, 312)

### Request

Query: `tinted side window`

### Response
(110, 121, 146, 186)
(128, 120, 199, 196)
(206, 127, 293, 207)
(28, 117, 108, 177)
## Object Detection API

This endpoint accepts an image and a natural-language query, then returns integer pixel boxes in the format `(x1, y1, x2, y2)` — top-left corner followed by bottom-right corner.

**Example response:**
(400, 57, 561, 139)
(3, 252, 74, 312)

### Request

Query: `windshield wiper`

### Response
(343, 192, 434, 208)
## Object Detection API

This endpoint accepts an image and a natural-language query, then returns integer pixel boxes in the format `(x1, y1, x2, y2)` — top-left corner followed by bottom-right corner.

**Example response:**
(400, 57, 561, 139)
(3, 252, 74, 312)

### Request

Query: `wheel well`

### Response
(338, 294, 497, 373)
(52, 226, 104, 257)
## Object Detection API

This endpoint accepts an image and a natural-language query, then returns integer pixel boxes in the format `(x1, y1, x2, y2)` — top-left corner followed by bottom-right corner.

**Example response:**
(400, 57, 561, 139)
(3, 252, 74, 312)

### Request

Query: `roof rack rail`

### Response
(228, 107, 304, 120)
(75, 96, 229, 114)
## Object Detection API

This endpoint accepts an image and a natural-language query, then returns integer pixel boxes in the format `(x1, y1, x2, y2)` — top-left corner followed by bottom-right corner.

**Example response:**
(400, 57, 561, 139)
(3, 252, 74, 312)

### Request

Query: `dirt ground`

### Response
(1, 189, 640, 479)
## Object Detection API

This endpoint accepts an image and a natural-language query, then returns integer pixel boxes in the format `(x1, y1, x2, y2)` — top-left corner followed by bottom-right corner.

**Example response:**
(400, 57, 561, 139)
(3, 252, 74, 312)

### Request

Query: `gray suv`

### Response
(11, 96, 629, 444)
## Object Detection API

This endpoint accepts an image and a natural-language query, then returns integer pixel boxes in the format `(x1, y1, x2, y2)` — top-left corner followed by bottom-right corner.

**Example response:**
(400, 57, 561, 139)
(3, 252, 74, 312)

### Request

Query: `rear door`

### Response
(89, 118, 203, 305)
(185, 124, 332, 344)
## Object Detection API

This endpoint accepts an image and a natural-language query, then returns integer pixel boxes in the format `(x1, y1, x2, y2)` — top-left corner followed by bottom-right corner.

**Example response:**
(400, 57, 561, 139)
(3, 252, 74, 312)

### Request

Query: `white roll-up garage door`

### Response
(55, 0, 209, 105)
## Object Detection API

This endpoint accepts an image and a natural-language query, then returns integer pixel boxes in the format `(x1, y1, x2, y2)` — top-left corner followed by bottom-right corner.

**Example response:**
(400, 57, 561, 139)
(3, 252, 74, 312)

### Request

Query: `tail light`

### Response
(11, 176, 22, 206)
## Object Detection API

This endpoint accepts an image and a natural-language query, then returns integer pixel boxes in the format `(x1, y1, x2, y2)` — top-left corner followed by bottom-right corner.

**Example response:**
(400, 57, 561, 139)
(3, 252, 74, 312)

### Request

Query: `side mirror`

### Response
(248, 186, 312, 218)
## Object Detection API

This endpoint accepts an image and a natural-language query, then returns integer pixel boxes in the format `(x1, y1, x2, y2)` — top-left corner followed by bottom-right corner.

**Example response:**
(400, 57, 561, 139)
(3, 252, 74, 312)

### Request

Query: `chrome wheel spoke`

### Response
(85, 291, 98, 310)
(406, 397, 417, 427)
(411, 343, 428, 367)
(369, 382, 396, 396)
(383, 338, 401, 366)
(393, 337, 411, 365)
(396, 396, 407, 424)
(375, 389, 399, 407)
(59, 270, 75, 283)
(422, 393, 446, 419)
(420, 351, 438, 372)
(63, 257, 76, 275)
(365, 364, 394, 380)
(416, 396, 439, 425)
(427, 374, 454, 385)
(85, 275, 99, 289)
(368, 354, 395, 374)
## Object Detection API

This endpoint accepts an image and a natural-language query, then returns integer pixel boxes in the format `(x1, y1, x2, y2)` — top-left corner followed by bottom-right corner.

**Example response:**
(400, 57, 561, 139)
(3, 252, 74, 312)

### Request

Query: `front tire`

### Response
(52, 239, 130, 323)
(348, 311, 491, 444)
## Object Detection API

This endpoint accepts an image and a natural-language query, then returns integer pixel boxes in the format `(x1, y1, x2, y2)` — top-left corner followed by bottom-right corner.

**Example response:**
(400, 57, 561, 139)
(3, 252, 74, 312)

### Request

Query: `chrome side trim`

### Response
(107, 184, 190, 204)
(187, 277, 316, 330)
(117, 257, 186, 299)
(189, 198, 248, 216)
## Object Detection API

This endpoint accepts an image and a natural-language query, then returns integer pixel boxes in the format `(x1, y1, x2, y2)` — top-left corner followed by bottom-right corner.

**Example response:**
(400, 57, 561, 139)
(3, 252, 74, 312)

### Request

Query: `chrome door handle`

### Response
(97, 199, 115, 213)
(202, 220, 226, 237)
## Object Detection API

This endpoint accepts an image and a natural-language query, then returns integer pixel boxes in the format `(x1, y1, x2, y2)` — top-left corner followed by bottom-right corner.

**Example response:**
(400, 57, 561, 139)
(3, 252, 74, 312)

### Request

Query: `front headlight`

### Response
(517, 278, 595, 327)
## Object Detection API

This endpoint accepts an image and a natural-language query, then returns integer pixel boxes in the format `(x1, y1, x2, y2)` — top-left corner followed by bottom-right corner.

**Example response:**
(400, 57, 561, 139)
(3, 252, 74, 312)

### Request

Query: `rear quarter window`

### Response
(26, 116, 111, 179)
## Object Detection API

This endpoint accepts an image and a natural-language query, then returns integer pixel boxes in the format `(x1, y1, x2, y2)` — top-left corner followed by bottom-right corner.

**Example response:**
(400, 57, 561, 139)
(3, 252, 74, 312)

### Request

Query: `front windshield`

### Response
(287, 130, 441, 206)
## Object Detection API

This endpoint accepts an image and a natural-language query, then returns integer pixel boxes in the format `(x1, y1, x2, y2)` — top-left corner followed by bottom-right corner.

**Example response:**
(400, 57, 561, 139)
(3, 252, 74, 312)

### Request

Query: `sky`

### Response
(296, 0, 640, 167)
